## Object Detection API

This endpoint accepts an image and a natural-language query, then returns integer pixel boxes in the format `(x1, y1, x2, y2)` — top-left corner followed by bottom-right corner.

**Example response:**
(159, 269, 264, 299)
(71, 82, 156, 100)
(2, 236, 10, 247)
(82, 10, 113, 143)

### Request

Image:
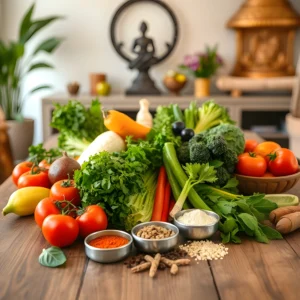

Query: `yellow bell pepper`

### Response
(2, 187, 50, 216)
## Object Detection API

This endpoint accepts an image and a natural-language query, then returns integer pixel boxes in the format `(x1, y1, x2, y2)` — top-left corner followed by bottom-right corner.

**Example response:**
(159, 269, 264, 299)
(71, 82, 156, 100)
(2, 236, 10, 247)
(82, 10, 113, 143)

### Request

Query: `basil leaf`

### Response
(238, 213, 258, 231)
(223, 217, 237, 233)
(235, 200, 252, 214)
(254, 227, 269, 244)
(230, 234, 241, 244)
(221, 232, 230, 244)
(209, 160, 224, 168)
(247, 196, 278, 213)
(216, 201, 234, 215)
(39, 247, 67, 268)
(222, 177, 239, 189)
(259, 224, 283, 240)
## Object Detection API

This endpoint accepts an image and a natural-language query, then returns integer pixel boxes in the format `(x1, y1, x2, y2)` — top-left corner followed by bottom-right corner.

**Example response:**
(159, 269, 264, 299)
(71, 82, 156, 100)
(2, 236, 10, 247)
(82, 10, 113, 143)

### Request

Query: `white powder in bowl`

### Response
(177, 209, 217, 226)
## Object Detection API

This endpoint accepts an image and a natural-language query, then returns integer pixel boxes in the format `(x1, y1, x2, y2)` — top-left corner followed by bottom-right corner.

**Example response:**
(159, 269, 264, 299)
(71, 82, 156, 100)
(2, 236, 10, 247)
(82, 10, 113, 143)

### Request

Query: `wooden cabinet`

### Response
(42, 93, 291, 146)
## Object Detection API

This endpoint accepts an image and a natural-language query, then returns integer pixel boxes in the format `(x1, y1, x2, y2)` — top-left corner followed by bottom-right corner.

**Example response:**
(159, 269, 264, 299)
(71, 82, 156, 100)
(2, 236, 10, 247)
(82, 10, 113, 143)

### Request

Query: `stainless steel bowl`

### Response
(173, 209, 219, 240)
(131, 221, 179, 253)
(84, 230, 133, 263)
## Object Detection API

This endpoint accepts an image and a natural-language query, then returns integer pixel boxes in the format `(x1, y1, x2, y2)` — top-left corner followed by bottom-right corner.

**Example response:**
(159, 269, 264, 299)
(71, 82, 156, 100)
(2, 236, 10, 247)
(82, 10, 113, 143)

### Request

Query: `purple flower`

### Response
(183, 55, 199, 70)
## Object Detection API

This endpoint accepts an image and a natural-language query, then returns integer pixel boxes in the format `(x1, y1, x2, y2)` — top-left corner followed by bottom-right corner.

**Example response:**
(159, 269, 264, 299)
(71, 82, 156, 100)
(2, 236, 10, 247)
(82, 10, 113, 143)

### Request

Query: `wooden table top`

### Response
(1, 133, 300, 300)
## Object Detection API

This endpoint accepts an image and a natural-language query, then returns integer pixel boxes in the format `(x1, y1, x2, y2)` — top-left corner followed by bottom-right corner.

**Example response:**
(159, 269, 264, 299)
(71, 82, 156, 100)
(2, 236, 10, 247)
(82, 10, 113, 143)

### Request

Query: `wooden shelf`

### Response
(254, 132, 289, 139)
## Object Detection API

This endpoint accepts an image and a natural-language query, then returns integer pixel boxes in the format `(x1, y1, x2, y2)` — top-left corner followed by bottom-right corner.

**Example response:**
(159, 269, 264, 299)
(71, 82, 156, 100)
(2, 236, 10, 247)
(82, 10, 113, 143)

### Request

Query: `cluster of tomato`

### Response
(236, 140, 299, 177)
(12, 160, 108, 248)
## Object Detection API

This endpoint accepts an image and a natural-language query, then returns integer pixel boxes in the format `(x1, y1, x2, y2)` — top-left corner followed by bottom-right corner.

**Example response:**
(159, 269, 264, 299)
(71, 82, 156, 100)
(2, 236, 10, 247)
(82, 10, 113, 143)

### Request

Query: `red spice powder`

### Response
(89, 235, 129, 249)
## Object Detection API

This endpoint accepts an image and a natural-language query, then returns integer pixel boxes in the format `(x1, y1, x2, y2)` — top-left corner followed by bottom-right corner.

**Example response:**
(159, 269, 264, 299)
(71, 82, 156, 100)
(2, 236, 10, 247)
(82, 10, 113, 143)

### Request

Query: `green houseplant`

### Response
(180, 45, 223, 97)
(0, 3, 63, 160)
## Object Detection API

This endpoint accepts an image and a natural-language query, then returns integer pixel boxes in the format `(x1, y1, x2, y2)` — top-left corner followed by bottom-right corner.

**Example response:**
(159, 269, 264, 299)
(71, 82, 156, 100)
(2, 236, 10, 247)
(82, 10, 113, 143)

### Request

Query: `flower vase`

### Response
(194, 78, 210, 98)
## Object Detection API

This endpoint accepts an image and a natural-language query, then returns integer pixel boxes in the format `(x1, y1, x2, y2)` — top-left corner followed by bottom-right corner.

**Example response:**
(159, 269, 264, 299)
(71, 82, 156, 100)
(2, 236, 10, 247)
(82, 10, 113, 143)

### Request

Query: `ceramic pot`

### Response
(6, 118, 34, 162)
(194, 78, 210, 97)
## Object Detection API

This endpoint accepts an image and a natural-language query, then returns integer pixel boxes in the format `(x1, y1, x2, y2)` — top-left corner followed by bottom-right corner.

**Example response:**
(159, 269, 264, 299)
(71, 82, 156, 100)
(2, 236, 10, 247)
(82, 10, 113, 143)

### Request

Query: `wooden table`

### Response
(1, 134, 300, 300)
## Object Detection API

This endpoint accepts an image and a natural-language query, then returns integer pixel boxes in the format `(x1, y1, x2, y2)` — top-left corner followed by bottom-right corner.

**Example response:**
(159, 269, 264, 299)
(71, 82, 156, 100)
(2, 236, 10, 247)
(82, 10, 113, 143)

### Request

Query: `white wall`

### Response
(2, 0, 300, 144)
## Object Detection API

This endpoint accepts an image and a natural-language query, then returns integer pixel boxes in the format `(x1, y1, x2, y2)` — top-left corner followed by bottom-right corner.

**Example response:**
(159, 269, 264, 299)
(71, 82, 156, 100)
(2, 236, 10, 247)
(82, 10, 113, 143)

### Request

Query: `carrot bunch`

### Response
(151, 166, 173, 222)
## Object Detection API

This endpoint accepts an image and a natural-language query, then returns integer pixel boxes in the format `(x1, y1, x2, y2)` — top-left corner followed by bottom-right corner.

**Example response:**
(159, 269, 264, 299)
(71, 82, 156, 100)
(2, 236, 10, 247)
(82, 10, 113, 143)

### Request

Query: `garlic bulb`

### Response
(136, 98, 153, 128)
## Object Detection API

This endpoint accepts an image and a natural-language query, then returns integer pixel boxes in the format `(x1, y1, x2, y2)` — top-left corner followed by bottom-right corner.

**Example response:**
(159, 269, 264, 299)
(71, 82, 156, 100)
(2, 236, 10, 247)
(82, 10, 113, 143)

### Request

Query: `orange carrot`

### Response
(161, 182, 171, 222)
(151, 166, 167, 221)
(104, 110, 151, 140)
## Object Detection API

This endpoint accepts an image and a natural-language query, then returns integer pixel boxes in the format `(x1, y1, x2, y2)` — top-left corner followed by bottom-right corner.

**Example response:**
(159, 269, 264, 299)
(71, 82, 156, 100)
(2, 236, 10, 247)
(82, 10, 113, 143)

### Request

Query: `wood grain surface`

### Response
(1, 132, 300, 300)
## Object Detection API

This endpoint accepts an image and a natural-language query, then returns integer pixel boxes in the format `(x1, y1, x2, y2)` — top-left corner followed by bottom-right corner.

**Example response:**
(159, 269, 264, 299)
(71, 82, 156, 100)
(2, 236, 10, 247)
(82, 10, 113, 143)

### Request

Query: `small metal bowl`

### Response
(84, 230, 133, 263)
(173, 209, 220, 240)
(131, 221, 179, 253)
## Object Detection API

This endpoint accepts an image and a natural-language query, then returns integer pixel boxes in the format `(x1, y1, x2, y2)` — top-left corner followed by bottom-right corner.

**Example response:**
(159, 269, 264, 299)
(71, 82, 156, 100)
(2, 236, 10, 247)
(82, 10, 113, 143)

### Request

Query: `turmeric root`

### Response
(144, 255, 154, 263)
(269, 206, 300, 224)
(276, 212, 300, 234)
(170, 264, 179, 275)
(149, 253, 161, 278)
(160, 257, 191, 267)
(131, 262, 151, 273)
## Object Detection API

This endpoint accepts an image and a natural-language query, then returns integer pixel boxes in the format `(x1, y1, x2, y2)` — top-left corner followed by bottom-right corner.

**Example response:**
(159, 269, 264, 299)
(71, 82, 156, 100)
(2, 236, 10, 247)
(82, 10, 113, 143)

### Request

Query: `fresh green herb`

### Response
(169, 163, 217, 217)
(153, 105, 182, 146)
(39, 247, 66, 268)
(74, 134, 163, 229)
(195, 184, 282, 243)
(51, 99, 106, 156)
(28, 143, 61, 164)
(194, 100, 235, 133)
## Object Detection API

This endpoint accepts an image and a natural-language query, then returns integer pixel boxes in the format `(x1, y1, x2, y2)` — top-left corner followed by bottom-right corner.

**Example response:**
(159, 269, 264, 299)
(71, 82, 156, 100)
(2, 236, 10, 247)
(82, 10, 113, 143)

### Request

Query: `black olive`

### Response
(181, 128, 195, 141)
(172, 121, 185, 136)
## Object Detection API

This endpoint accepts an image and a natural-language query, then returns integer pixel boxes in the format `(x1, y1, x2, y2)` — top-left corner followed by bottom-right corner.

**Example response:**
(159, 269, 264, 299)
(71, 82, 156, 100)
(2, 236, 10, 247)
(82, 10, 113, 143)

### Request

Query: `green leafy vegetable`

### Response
(163, 142, 211, 211)
(205, 123, 245, 156)
(51, 99, 106, 156)
(28, 143, 61, 164)
(39, 247, 66, 268)
(194, 100, 235, 133)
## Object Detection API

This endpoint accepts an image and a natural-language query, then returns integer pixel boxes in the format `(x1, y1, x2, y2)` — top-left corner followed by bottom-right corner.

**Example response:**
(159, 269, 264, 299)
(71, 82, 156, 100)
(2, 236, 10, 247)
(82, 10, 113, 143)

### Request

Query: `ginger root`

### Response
(170, 264, 178, 275)
(131, 262, 151, 273)
(276, 212, 300, 234)
(269, 206, 300, 224)
(149, 253, 161, 278)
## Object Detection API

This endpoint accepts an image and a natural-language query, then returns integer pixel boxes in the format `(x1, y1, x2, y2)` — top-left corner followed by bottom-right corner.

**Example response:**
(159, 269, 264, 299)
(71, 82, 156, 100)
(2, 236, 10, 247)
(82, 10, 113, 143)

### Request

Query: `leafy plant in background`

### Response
(179, 45, 223, 78)
(0, 3, 63, 120)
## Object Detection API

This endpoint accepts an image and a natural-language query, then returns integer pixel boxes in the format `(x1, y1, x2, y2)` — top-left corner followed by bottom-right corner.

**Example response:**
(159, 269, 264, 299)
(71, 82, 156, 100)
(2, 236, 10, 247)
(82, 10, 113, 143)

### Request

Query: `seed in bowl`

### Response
(89, 235, 129, 249)
(136, 225, 175, 239)
(177, 209, 217, 226)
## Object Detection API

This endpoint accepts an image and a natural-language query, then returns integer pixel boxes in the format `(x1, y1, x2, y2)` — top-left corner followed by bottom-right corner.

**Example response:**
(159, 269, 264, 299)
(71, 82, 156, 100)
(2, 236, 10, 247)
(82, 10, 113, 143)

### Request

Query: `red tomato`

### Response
(50, 179, 81, 206)
(236, 152, 267, 177)
(34, 197, 60, 228)
(12, 161, 33, 186)
(253, 141, 281, 161)
(18, 168, 51, 189)
(38, 159, 51, 172)
(268, 148, 299, 176)
(244, 139, 259, 153)
(76, 205, 108, 238)
(42, 214, 79, 247)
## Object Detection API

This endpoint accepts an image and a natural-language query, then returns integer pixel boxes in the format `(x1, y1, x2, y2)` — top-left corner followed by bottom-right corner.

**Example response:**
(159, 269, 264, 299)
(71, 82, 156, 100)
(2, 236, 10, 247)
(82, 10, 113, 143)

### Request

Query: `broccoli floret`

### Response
(221, 148, 238, 174)
(188, 133, 206, 148)
(206, 124, 245, 155)
(215, 166, 231, 187)
(205, 135, 227, 157)
(177, 142, 190, 164)
(190, 142, 211, 164)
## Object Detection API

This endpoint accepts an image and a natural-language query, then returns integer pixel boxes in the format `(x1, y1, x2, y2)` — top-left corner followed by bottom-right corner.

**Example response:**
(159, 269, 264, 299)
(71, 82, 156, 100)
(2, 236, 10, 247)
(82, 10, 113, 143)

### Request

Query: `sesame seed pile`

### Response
(179, 240, 229, 261)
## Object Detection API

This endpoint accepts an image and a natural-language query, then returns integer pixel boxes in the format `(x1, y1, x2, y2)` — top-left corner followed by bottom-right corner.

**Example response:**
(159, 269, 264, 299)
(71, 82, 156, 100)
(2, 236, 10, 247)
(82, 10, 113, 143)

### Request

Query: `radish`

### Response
(77, 131, 125, 165)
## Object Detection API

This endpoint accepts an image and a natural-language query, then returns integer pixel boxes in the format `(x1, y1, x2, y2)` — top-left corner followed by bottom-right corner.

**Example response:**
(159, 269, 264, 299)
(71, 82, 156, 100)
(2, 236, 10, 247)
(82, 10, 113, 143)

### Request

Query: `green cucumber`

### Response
(264, 194, 299, 207)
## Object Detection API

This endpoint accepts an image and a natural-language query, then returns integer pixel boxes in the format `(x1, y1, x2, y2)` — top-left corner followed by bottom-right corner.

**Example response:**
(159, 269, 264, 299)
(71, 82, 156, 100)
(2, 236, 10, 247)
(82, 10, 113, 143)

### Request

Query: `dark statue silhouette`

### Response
(110, 0, 178, 95)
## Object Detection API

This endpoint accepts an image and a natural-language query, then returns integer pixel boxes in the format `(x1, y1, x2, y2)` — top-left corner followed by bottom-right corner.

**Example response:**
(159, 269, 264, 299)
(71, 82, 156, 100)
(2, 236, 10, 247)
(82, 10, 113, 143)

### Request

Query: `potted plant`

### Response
(0, 3, 63, 161)
(180, 45, 223, 97)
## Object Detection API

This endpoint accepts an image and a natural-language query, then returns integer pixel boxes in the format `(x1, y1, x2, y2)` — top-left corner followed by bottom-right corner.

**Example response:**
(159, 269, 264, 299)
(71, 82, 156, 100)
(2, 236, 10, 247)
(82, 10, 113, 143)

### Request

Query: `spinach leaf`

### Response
(259, 224, 283, 240)
(39, 247, 66, 268)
